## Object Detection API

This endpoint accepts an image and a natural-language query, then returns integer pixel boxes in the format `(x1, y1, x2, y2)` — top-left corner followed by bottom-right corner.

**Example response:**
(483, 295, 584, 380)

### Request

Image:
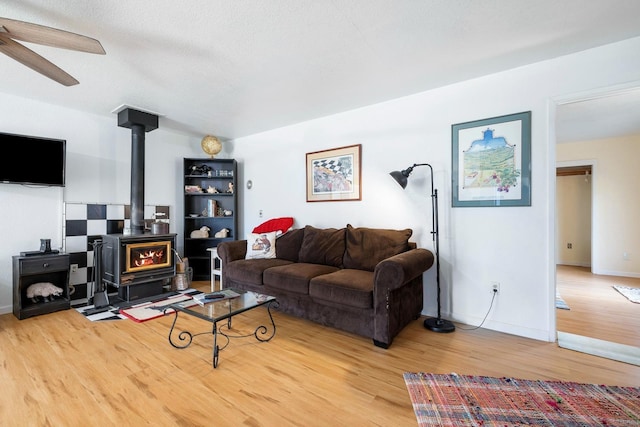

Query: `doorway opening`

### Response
(553, 85, 640, 365)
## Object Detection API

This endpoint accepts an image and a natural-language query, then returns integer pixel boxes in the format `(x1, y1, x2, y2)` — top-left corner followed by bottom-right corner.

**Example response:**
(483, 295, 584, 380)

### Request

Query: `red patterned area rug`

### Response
(403, 373, 640, 426)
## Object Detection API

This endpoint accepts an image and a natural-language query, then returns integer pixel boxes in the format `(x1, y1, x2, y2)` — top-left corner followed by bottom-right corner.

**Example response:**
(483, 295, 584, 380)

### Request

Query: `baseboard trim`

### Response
(591, 269, 640, 279)
(556, 261, 591, 268)
(557, 331, 640, 366)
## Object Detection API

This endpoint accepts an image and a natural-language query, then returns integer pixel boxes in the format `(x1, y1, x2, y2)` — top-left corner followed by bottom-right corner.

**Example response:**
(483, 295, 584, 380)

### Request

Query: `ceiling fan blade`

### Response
(0, 34, 79, 86)
(0, 17, 105, 54)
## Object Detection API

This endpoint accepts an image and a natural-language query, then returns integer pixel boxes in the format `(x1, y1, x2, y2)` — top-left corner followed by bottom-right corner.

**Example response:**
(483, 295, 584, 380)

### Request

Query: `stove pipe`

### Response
(117, 108, 158, 235)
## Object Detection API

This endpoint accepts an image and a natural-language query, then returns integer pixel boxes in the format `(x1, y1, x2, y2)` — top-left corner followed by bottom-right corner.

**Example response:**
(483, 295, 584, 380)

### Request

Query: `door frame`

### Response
(549, 81, 640, 341)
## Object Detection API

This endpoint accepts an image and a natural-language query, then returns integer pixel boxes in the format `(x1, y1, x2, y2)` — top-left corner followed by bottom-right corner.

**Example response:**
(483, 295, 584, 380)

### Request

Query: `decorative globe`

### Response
(201, 135, 222, 158)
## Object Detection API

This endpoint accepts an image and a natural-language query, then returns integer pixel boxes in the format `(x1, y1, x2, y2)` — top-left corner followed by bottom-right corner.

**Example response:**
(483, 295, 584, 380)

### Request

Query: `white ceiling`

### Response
(2, 0, 640, 140)
(556, 88, 640, 143)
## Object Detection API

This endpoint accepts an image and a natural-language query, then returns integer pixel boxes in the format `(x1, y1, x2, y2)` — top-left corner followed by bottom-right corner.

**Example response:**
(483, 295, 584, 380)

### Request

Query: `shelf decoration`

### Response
(185, 185, 202, 193)
(190, 226, 210, 238)
(201, 135, 222, 158)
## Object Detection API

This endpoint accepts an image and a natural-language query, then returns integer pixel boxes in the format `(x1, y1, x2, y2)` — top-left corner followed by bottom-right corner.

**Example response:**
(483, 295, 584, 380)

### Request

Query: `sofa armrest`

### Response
(372, 248, 434, 348)
(217, 240, 247, 264)
(373, 248, 434, 290)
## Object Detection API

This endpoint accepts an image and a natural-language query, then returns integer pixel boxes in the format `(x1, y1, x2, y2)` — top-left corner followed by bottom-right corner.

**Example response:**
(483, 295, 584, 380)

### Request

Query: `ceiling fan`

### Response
(0, 17, 105, 86)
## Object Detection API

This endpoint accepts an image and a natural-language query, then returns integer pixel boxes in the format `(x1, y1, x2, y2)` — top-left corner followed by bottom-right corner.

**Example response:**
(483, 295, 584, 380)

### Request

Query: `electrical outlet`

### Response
(259, 209, 263, 218)
(491, 282, 500, 294)
(567, 243, 572, 249)
(71, 264, 78, 273)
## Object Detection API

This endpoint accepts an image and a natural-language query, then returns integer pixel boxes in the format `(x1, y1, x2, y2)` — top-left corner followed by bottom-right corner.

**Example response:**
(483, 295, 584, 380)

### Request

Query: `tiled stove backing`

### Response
(63, 202, 170, 304)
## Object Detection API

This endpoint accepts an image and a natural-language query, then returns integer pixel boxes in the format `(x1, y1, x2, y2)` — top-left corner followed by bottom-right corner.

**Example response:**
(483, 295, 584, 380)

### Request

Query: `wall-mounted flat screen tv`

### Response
(0, 132, 66, 187)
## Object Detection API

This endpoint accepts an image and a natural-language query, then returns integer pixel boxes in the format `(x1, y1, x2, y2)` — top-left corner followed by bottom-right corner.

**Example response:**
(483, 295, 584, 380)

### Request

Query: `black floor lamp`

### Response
(390, 163, 455, 333)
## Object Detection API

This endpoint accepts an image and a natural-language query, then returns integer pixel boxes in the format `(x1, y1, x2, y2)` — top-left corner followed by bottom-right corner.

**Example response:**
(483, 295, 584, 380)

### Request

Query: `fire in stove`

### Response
(134, 249, 164, 267)
(126, 241, 171, 273)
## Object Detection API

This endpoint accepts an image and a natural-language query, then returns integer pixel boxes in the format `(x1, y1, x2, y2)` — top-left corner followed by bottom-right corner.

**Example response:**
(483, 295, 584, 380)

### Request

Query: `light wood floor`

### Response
(1, 280, 639, 426)
(556, 264, 640, 347)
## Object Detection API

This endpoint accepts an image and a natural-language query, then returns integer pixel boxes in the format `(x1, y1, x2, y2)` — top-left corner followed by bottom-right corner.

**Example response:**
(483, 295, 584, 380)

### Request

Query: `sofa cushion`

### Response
(343, 224, 412, 271)
(252, 217, 294, 235)
(264, 263, 339, 295)
(275, 228, 305, 262)
(309, 269, 374, 309)
(225, 258, 293, 285)
(245, 231, 277, 259)
(298, 225, 346, 268)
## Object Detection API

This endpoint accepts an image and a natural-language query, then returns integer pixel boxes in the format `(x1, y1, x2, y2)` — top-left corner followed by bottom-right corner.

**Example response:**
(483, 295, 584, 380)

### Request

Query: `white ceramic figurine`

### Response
(190, 226, 211, 238)
(26, 282, 63, 303)
(214, 228, 230, 238)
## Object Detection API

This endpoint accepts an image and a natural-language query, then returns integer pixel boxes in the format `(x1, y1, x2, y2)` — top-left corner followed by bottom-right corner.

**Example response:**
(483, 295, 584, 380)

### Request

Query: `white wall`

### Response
(557, 134, 640, 277)
(0, 95, 212, 314)
(233, 36, 640, 341)
(2, 37, 639, 340)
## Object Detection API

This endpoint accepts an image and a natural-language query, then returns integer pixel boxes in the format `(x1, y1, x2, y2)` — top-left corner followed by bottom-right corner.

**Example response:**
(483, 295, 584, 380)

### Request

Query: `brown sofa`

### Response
(217, 225, 434, 348)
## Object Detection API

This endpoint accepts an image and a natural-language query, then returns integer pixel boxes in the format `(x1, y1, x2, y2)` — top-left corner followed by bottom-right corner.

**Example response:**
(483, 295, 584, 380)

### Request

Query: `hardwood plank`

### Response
(556, 265, 640, 347)
(0, 280, 639, 425)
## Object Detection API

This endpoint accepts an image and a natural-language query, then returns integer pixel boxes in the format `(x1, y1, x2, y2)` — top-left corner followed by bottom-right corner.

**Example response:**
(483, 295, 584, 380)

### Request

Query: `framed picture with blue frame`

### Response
(451, 111, 531, 207)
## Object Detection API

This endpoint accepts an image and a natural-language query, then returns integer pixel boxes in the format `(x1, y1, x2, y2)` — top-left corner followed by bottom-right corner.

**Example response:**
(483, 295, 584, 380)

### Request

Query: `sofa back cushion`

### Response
(298, 226, 346, 268)
(275, 228, 305, 262)
(343, 224, 412, 271)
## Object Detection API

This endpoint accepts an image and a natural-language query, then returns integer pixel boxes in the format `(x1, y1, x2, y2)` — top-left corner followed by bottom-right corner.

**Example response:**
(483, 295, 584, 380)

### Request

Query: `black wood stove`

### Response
(98, 107, 176, 302)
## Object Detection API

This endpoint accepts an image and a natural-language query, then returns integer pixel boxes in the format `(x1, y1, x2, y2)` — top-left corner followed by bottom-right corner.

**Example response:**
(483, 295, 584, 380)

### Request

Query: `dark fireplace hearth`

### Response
(101, 233, 176, 301)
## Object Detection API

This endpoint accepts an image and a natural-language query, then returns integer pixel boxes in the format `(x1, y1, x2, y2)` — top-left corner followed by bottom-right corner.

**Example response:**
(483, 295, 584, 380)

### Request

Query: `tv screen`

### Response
(0, 132, 66, 187)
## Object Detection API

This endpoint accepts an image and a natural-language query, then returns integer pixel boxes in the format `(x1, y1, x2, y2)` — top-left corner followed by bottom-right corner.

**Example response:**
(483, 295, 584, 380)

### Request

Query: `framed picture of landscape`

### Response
(306, 144, 361, 202)
(452, 111, 531, 207)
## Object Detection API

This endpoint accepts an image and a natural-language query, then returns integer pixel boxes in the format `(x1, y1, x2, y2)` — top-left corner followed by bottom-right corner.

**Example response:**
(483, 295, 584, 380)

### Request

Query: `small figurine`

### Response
(226, 182, 234, 194)
(190, 164, 212, 175)
(185, 185, 202, 193)
(207, 185, 219, 194)
(26, 282, 63, 303)
(214, 228, 230, 238)
(190, 226, 210, 238)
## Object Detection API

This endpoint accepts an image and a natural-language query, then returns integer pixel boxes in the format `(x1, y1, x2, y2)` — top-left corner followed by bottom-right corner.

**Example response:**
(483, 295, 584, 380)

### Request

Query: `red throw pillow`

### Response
(252, 217, 294, 235)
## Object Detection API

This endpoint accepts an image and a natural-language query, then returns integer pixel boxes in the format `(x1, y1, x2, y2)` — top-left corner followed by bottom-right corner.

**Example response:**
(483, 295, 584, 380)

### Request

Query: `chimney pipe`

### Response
(130, 124, 145, 234)
(117, 108, 158, 235)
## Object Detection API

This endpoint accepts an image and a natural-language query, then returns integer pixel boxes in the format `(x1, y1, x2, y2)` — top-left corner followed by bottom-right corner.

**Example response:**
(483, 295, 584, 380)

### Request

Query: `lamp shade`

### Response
(390, 170, 409, 189)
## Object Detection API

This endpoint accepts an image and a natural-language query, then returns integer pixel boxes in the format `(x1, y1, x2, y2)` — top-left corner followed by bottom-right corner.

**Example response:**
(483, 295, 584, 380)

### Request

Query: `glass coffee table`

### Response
(166, 290, 278, 368)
